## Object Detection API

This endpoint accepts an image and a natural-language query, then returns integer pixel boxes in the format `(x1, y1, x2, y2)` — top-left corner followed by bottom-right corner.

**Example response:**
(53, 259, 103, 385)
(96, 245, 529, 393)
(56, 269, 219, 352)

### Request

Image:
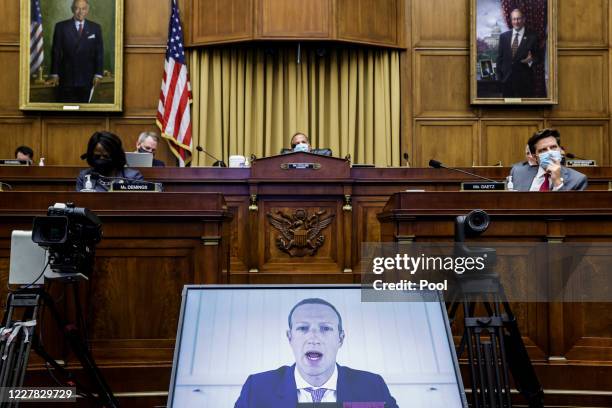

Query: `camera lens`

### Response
(466, 209, 489, 233)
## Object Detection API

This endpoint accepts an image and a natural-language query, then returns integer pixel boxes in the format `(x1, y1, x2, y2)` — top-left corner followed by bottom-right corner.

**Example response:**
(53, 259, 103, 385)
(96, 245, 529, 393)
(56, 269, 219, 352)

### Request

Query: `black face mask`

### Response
(93, 158, 114, 174)
(137, 147, 153, 155)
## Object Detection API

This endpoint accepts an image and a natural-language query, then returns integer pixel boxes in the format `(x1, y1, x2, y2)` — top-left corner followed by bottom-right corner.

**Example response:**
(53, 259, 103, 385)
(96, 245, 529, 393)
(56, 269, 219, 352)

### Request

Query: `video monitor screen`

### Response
(168, 285, 467, 407)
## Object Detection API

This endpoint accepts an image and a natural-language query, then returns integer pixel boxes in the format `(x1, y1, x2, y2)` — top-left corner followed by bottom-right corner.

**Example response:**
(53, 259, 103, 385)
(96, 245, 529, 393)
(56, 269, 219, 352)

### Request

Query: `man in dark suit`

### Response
(509, 129, 587, 191)
(496, 9, 539, 98)
(234, 298, 398, 407)
(48, 0, 103, 103)
(135, 132, 165, 167)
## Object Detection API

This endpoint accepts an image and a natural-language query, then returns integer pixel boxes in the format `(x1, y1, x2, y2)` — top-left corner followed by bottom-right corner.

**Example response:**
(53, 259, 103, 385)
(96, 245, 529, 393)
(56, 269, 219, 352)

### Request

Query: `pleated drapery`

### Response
(189, 45, 400, 166)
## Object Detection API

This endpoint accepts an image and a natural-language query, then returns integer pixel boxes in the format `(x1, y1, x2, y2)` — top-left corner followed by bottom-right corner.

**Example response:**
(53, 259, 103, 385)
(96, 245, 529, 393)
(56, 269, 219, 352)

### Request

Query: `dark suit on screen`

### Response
(234, 364, 399, 408)
(496, 29, 538, 98)
(509, 163, 587, 191)
(51, 19, 104, 103)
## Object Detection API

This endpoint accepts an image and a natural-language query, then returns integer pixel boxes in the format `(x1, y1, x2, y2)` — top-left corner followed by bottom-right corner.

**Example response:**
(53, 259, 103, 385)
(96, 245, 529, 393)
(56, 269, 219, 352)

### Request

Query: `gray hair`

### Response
(137, 131, 160, 145)
(71, 0, 90, 11)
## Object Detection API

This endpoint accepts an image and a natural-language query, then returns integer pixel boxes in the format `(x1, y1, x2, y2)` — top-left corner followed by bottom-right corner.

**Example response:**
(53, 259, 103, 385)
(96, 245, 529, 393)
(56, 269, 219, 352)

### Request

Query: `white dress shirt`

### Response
(295, 365, 338, 403)
(529, 166, 564, 191)
(512, 27, 525, 46)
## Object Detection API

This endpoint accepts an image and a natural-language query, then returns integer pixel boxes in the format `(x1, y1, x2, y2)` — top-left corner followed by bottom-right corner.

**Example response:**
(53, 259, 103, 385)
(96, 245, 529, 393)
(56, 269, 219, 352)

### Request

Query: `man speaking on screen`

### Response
(234, 298, 399, 407)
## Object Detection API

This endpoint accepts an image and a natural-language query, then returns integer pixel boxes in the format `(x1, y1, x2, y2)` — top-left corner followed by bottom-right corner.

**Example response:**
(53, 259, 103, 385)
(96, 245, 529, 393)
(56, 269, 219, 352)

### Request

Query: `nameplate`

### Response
(504, 98, 522, 103)
(566, 159, 596, 167)
(0, 159, 29, 166)
(461, 182, 506, 191)
(280, 163, 321, 170)
(110, 181, 162, 192)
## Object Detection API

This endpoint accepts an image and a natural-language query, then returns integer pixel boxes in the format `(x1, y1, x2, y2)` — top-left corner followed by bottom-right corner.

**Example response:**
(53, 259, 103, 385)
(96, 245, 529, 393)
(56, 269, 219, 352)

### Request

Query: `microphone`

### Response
(403, 152, 411, 167)
(565, 152, 587, 160)
(428, 159, 499, 183)
(195, 146, 226, 167)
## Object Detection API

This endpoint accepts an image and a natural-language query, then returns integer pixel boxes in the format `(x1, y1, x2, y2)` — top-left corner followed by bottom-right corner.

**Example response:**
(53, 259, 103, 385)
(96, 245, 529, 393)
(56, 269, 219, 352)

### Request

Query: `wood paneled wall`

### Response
(0, 0, 180, 167)
(1, 0, 611, 167)
(406, 0, 612, 167)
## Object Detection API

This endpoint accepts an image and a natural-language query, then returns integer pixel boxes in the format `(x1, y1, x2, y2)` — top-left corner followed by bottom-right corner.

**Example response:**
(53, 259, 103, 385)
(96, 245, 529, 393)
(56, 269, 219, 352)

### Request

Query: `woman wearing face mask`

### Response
(76, 131, 144, 191)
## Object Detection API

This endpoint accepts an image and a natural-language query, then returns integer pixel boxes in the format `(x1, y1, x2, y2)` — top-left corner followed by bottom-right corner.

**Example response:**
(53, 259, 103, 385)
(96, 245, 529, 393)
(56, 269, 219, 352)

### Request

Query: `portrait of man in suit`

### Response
(48, 0, 104, 103)
(496, 8, 538, 98)
(234, 298, 399, 407)
(21, 0, 122, 110)
(474, 0, 552, 102)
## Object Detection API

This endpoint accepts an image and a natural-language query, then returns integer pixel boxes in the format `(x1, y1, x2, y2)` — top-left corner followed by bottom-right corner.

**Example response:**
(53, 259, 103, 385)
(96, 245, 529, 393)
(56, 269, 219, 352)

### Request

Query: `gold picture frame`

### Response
(470, 0, 557, 105)
(19, 0, 123, 111)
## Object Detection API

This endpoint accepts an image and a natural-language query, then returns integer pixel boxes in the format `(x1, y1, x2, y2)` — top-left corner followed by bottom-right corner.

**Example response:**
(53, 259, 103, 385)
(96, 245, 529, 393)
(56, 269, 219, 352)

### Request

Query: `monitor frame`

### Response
(167, 284, 468, 408)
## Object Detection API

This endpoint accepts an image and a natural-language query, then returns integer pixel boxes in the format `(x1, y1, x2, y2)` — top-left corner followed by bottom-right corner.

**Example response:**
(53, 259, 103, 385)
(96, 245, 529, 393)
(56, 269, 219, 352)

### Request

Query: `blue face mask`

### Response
(293, 143, 309, 153)
(538, 150, 562, 170)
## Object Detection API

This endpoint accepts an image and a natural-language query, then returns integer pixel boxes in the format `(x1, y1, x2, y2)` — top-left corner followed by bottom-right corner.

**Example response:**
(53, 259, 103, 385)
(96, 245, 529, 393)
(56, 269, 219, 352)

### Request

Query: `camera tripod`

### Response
(0, 283, 118, 407)
(447, 272, 544, 408)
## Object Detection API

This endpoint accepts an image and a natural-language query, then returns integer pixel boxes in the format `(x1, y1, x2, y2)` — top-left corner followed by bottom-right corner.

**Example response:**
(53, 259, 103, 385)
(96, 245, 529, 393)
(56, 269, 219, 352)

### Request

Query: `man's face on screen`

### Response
(287, 304, 344, 384)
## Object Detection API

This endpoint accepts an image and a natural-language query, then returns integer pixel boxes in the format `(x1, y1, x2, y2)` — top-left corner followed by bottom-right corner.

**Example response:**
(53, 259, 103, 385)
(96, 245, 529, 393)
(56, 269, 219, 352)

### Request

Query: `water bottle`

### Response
(506, 175, 514, 191)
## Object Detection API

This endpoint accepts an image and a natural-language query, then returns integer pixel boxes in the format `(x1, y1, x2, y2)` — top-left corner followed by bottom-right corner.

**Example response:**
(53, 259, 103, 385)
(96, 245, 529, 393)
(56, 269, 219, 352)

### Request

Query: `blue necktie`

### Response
(304, 387, 327, 403)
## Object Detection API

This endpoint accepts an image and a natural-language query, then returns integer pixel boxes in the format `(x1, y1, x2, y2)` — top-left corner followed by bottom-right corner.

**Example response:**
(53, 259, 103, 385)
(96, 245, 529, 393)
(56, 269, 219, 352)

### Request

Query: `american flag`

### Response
(30, 0, 44, 75)
(157, 0, 192, 166)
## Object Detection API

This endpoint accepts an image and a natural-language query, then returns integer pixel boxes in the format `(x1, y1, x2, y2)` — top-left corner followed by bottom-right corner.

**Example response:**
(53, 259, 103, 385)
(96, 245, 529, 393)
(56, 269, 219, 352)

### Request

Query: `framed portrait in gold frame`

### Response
(19, 0, 123, 111)
(470, 0, 557, 105)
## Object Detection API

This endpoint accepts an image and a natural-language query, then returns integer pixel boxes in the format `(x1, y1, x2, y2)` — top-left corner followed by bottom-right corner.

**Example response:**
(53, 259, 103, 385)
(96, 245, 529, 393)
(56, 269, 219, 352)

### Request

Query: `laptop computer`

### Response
(125, 152, 153, 167)
(9, 230, 47, 286)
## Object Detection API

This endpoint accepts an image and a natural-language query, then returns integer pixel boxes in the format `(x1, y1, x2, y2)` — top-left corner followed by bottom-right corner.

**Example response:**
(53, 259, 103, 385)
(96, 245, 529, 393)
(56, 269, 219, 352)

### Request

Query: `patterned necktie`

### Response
(304, 387, 327, 403)
(539, 173, 550, 191)
(78, 22, 83, 36)
(511, 32, 520, 58)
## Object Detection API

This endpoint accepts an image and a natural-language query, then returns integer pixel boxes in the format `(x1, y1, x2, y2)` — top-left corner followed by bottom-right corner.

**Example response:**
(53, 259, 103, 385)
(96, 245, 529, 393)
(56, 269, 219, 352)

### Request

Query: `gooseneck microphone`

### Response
(565, 152, 586, 160)
(428, 159, 499, 183)
(195, 146, 227, 167)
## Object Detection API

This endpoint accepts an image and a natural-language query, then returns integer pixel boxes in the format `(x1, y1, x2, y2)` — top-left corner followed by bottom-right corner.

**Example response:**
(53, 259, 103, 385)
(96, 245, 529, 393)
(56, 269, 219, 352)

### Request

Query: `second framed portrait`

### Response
(19, 0, 123, 111)
(470, 0, 557, 105)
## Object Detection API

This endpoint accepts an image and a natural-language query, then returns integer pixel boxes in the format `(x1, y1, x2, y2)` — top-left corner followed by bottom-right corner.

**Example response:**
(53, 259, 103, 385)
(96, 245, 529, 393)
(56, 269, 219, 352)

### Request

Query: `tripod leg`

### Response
(463, 303, 482, 408)
(41, 289, 118, 408)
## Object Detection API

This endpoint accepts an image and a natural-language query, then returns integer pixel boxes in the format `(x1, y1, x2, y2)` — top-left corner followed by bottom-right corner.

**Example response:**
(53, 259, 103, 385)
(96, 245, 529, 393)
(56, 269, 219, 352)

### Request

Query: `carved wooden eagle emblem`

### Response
(267, 209, 335, 256)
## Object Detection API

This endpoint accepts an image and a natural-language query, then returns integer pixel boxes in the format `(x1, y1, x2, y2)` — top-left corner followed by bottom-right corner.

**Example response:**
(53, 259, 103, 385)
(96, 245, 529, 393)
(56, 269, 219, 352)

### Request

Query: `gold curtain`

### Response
(189, 46, 400, 166)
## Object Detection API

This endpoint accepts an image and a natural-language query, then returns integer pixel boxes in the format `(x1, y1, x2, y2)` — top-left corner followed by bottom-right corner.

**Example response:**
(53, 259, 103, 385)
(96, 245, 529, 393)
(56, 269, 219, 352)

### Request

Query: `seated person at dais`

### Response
(76, 131, 144, 192)
(15, 146, 34, 164)
(280, 132, 332, 156)
(509, 128, 587, 191)
(135, 131, 165, 167)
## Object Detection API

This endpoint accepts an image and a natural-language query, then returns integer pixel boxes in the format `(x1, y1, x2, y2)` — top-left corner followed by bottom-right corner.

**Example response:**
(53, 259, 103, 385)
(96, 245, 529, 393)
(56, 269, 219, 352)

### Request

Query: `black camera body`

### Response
(454, 209, 496, 270)
(32, 203, 102, 279)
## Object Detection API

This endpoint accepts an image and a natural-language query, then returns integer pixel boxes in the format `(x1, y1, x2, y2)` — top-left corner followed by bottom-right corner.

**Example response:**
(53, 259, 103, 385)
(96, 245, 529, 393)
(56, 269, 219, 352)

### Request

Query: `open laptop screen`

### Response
(125, 152, 153, 167)
(167, 285, 467, 408)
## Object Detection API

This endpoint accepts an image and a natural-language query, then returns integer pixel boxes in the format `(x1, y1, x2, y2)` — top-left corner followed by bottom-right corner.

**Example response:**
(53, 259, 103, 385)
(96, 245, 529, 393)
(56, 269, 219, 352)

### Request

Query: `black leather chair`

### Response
(280, 148, 332, 156)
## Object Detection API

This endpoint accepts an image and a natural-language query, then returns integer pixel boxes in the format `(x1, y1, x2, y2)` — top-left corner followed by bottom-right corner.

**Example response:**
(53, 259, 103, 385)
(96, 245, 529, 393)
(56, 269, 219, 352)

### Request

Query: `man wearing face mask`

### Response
(76, 131, 144, 192)
(509, 129, 587, 191)
(135, 131, 165, 167)
(291, 132, 311, 153)
(282, 132, 333, 156)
